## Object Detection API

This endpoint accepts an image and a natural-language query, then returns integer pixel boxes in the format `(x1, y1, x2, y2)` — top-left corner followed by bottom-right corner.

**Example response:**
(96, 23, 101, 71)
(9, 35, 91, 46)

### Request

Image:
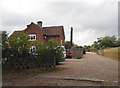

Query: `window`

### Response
(28, 34, 36, 41)
(30, 46, 36, 53)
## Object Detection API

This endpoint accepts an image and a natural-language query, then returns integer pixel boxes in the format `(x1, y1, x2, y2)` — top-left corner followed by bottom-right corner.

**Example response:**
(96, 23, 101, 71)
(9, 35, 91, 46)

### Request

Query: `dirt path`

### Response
(3, 52, 118, 86)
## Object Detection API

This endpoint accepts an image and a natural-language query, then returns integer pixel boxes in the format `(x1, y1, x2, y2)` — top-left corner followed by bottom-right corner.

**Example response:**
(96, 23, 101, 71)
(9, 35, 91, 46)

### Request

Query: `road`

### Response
(3, 52, 118, 86)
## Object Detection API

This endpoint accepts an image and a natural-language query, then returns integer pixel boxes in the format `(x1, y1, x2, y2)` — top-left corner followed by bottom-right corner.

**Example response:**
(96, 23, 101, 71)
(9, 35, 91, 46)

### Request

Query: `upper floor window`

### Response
(28, 34, 36, 41)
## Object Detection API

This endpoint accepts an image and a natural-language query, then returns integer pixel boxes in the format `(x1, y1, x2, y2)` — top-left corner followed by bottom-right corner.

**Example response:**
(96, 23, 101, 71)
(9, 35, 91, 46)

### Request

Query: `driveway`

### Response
(3, 52, 118, 86)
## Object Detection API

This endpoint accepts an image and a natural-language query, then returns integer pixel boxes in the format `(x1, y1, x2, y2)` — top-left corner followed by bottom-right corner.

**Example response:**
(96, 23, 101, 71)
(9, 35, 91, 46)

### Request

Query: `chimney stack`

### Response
(70, 27, 73, 47)
(37, 21, 42, 27)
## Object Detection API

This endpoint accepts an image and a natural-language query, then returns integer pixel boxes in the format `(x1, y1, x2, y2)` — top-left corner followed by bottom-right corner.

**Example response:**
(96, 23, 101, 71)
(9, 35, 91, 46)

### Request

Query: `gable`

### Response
(24, 22, 44, 34)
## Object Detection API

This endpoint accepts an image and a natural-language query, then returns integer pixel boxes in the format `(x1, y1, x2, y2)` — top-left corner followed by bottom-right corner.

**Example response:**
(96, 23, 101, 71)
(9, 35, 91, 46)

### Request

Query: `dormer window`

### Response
(28, 34, 36, 41)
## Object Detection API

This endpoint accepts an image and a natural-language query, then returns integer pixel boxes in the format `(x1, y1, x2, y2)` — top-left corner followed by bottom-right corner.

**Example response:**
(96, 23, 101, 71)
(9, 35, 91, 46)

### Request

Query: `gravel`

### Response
(3, 52, 118, 86)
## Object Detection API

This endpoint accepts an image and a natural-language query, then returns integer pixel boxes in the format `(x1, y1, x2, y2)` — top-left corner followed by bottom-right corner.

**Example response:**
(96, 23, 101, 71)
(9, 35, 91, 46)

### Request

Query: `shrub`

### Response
(2, 40, 63, 71)
(76, 56, 81, 59)
(36, 40, 63, 65)
(9, 33, 30, 55)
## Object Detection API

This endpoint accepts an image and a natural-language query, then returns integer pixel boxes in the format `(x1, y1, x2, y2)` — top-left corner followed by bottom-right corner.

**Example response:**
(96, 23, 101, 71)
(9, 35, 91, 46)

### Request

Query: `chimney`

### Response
(70, 27, 73, 47)
(37, 21, 42, 27)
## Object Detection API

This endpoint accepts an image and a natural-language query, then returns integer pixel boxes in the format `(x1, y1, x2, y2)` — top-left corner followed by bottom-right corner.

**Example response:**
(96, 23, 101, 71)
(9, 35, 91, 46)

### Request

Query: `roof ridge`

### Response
(43, 25, 63, 28)
(14, 30, 23, 32)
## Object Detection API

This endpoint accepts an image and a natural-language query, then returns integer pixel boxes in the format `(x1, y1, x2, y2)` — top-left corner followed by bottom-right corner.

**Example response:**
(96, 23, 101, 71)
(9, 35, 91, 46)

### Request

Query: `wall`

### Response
(71, 48, 83, 59)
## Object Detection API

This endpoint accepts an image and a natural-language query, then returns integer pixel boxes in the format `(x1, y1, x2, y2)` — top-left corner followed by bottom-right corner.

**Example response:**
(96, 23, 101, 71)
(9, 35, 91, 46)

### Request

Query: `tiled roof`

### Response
(11, 22, 65, 39)
(10, 30, 24, 37)
(43, 26, 65, 39)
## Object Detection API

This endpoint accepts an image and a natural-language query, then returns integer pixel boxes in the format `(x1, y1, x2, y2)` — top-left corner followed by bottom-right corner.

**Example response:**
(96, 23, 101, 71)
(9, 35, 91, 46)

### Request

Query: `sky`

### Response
(0, 0, 118, 46)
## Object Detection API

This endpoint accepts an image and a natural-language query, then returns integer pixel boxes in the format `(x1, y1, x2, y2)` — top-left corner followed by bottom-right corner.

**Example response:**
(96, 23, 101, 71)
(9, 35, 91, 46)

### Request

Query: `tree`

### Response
(65, 41, 72, 49)
(84, 45, 91, 52)
(9, 33, 31, 55)
(2, 31, 8, 49)
(78, 46, 83, 48)
(92, 35, 118, 51)
(98, 35, 117, 48)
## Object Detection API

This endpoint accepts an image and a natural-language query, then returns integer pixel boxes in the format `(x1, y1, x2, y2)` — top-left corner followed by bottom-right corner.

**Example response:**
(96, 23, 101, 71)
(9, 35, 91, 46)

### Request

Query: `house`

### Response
(11, 21, 65, 52)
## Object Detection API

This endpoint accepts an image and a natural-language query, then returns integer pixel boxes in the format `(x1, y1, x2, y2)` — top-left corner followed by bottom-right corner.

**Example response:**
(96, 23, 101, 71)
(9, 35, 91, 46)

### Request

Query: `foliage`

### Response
(1, 31, 8, 49)
(65, 41, 72, 49)
(3, 39, 63, 70)
(76, 56, 81, 59)
(9, 33, 31, 55)
(91, 41, 100, 51)
(97, 35, 117, 48)
(91, 35, 118, 51)
(46, 40, 59, 48)
(78, 46, 83, 48)
(36, 40, 63, 64)
(84, 45, 91, 52)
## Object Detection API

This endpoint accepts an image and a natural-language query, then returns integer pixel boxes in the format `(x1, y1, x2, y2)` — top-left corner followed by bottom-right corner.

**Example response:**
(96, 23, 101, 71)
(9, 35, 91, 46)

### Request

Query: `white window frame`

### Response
(30, 46, 36, 53)
(28, 34, 36, 41)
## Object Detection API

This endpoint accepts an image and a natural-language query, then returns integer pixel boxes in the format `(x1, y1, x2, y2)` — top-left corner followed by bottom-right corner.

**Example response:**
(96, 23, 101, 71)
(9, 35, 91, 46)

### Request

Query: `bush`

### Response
(36, 44, 55, 64)
(2, 40, 64, 71)
(76, 56, 81, 59)
(36, 40, 63, 65)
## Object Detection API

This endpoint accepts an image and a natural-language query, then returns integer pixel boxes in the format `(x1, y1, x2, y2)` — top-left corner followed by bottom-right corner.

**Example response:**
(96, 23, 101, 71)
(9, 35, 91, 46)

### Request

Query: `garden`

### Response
(2, 32, 64, 71)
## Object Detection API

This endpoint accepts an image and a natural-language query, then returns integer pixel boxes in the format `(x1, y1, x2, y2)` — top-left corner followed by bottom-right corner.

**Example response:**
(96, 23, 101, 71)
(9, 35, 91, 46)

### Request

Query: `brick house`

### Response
(11, 21, 65, 52)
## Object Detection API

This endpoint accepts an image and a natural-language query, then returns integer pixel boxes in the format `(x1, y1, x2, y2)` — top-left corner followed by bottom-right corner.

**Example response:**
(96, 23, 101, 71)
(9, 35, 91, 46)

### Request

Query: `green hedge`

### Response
(2, 41, 63, 71)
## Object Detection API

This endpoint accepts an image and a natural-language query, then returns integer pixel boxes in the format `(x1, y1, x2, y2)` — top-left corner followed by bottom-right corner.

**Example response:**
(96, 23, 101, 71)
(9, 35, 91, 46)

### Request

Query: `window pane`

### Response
(28, 34, 36, 41)
(33, 36, 35, 39)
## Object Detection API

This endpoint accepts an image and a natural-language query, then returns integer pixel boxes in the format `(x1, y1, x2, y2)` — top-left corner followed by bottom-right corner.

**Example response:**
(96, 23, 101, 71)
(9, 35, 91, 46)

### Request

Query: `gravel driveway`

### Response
(3, 52, 118, 86)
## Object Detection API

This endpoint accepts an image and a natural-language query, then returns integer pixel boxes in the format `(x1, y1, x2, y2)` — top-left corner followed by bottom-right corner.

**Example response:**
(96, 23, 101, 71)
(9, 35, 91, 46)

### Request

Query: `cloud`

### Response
(0, 0, 118, 46)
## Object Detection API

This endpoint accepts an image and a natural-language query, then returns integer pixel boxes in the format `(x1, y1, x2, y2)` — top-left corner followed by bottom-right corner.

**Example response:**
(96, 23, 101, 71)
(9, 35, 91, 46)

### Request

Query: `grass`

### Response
(98, 47, 119, 61)
(104, 48, 118, 61)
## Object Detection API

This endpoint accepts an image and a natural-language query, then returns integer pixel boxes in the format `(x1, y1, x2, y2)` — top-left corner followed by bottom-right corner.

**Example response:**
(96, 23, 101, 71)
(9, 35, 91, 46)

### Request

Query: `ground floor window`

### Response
(30, 46, 36, 53)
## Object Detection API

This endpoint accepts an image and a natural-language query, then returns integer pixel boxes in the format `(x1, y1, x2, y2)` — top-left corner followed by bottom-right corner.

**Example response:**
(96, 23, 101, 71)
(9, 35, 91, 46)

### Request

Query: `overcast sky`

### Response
(0, 0, 118, 46)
